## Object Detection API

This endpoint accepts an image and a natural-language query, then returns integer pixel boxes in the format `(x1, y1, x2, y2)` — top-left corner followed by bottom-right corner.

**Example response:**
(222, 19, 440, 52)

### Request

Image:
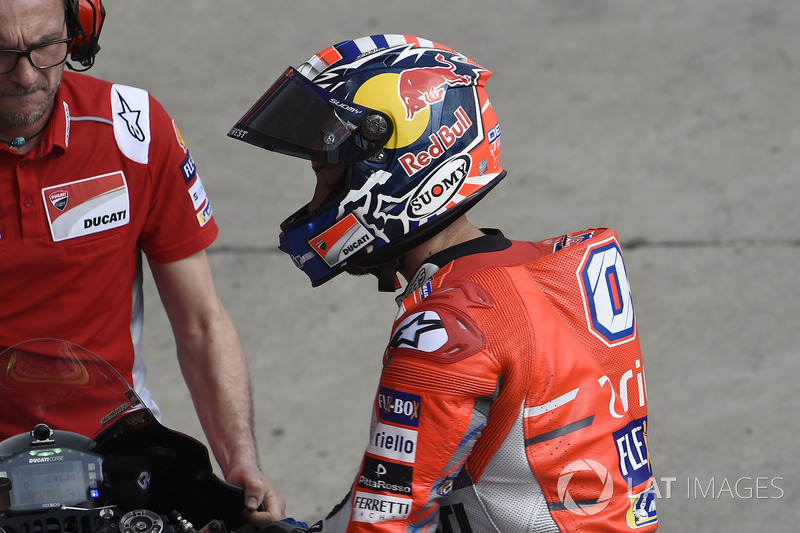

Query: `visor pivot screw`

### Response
(323, 132, 336, 145)
(362, 114, 389, 141)
(367, 150, 386, 163)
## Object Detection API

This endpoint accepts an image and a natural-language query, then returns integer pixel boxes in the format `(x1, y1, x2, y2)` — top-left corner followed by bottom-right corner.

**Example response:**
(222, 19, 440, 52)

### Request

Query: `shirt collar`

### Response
(1, 92, 71, 158)
(395, 229, 511, 304)
(40, 95, 70, 155)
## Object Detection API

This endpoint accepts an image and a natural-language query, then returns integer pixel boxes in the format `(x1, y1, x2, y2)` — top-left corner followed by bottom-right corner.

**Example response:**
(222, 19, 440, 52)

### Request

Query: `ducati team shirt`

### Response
(0, 71, 218, 437)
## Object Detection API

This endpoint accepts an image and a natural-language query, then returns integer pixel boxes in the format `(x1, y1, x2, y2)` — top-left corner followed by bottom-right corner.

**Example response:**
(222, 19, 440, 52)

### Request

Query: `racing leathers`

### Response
(315, 227, 657, 532)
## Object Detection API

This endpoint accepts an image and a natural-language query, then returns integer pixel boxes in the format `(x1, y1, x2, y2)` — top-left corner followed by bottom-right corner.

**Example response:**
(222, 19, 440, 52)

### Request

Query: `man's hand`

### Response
(226, 462, 287, 527)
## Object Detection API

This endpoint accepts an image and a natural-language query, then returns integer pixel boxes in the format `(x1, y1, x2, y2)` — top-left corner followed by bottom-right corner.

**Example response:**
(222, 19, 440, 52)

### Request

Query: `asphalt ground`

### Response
(86, 1, 800, 530)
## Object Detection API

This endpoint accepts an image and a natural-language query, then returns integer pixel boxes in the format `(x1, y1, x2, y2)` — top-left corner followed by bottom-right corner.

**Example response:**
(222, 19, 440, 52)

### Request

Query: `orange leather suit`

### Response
(318, 228, 657, 532)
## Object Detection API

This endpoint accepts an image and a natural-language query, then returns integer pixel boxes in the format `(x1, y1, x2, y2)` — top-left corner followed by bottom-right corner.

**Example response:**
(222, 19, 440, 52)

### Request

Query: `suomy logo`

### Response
(407, 155, 469, 219)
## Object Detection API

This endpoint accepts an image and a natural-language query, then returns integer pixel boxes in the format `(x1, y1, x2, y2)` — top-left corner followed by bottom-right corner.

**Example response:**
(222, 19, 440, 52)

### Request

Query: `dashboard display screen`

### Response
(0, 448, 103, 510)
(12, 460, 93, 507)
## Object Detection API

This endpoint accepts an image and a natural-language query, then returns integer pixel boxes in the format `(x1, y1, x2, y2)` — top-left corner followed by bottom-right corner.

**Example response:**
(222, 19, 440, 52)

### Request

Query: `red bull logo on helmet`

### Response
(398, 106, 473, 176)
(397, 53, 475, 120)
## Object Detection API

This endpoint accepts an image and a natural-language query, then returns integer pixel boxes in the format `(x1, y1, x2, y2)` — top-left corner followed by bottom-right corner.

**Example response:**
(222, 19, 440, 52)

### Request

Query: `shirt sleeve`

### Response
(137, 95, 218, 263)
(320, 290, 501, 532)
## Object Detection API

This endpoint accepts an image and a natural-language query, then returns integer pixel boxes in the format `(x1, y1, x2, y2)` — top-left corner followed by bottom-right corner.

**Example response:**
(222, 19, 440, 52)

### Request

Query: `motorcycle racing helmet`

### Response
(229, 34, 506, 289)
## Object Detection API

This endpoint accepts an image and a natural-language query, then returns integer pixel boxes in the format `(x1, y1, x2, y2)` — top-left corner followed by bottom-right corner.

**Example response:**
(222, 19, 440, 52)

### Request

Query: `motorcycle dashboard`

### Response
(0, 447, 103, 511)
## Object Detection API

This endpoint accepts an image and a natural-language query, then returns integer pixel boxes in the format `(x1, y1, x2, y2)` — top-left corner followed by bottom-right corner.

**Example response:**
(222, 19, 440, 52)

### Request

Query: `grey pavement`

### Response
(90, 1, 799, 530)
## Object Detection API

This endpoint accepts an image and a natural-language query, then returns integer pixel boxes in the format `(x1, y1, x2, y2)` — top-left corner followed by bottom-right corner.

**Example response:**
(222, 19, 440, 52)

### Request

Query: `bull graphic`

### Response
(397, 54, 474, 120)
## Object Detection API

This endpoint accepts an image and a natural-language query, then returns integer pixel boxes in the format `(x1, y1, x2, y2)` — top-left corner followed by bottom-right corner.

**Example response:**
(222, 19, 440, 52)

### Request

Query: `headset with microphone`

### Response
(65, 0, 105, 70)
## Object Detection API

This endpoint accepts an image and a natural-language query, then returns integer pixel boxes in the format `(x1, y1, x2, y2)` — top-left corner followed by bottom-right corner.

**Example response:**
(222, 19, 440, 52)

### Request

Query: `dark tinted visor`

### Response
(228, 67, 392, 164)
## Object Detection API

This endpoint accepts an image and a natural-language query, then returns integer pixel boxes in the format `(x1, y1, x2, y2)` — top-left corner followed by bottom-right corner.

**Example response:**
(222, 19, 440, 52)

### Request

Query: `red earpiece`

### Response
(67, 0, 105, 70)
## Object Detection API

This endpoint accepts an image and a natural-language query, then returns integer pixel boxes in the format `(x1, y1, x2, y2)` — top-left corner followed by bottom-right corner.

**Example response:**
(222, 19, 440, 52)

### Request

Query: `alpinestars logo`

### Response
(390, 311, 447, 352)
(116, 93, 145, 142)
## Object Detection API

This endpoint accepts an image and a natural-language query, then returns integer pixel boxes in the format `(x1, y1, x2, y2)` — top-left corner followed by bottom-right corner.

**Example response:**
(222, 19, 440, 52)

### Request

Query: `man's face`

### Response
(0, 0, 67, 129)
(309, 161, 346, 213)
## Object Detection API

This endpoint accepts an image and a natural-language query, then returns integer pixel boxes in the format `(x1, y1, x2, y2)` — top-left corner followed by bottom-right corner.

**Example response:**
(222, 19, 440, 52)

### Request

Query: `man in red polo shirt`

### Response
(0, 0, 284, 524)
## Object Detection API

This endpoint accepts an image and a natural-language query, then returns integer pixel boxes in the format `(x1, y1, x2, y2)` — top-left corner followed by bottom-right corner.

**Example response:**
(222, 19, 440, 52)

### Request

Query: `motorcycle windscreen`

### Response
(0, 339, 144, 441)
(228, 67, 391, 163)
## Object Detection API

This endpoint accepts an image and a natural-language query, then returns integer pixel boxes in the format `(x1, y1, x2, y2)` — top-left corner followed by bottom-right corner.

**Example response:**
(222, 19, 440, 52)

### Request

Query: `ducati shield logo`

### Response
(42, 171, 130, 242)
(48, 190, 68, 211)
(309, 214, 374, 267)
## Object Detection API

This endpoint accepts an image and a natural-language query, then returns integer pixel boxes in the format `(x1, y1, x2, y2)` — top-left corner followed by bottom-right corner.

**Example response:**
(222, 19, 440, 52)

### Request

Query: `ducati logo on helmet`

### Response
(309, 214, 375, 268)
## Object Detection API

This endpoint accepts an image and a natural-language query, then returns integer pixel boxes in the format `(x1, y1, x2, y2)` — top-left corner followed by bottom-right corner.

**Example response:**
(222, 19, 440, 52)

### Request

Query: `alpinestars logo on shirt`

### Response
(390, 311, 447, 352)
(116, 93, 145, 142)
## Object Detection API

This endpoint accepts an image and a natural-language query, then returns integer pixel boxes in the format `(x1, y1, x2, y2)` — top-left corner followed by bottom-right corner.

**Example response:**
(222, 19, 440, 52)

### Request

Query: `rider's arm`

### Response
(148, 251, 285, 524)
(318, 291, 500, 531)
